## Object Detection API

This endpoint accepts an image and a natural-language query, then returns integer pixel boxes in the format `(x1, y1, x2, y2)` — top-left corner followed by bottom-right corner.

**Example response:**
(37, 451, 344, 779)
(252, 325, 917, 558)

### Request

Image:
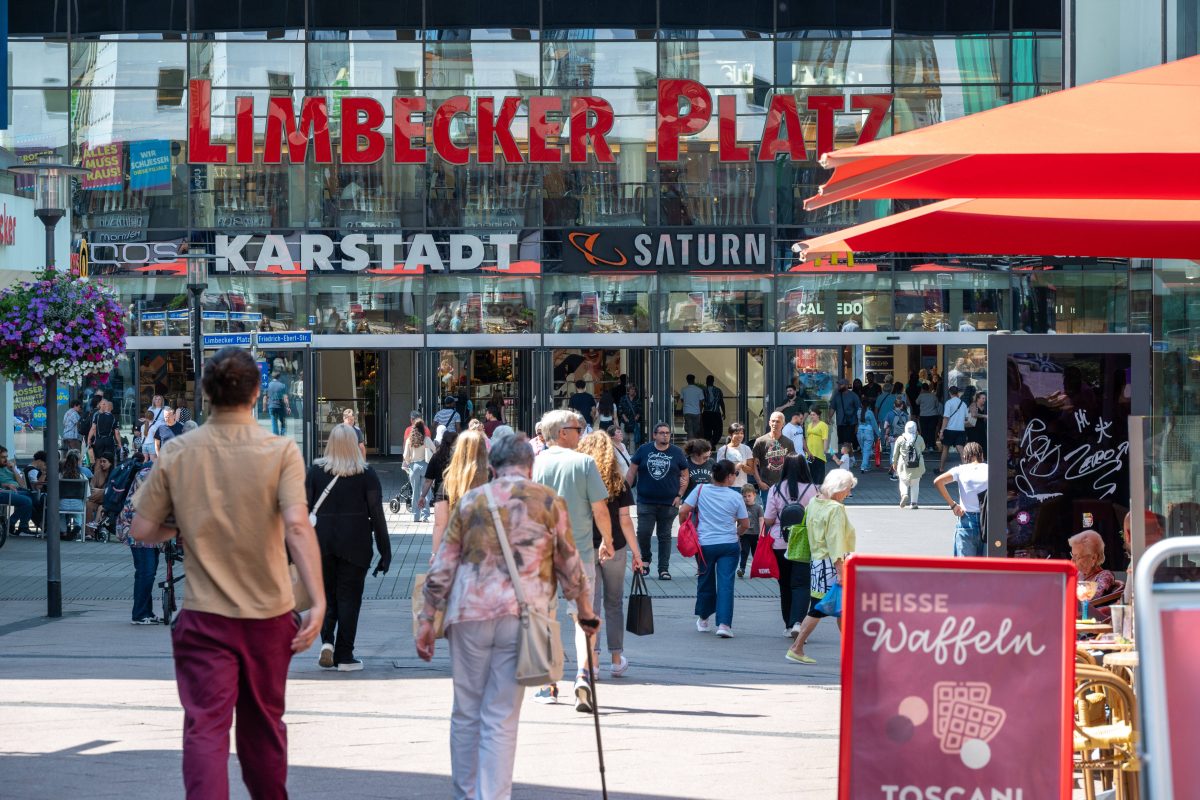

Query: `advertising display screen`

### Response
(987, 334, 1150, 559)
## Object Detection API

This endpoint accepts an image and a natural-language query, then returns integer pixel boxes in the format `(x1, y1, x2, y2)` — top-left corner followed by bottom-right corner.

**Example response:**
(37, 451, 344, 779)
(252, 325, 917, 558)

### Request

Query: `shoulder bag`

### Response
(676, 486, 702, 560)
(294, 474, 339, 613)
(483, 484, 565, 687)
(308, 474, 339, 526)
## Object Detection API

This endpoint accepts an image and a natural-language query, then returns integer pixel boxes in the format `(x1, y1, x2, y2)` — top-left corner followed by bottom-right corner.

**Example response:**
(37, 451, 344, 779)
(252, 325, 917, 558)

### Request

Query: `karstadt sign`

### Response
(188, 79, 892, 166)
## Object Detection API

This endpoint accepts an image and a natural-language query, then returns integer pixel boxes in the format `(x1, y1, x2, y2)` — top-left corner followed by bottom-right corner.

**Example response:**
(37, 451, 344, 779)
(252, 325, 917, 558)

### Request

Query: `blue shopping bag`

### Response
(814, 583, 842, 617)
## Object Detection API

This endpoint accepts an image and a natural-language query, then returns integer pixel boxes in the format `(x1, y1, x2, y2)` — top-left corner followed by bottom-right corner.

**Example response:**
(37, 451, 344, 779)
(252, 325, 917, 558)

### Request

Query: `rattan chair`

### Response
(1073, 664, 1140, 800)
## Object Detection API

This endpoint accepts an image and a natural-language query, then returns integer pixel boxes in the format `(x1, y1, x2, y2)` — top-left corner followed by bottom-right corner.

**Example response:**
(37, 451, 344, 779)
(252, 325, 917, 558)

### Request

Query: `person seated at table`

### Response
(1069, 529, 1117, 621)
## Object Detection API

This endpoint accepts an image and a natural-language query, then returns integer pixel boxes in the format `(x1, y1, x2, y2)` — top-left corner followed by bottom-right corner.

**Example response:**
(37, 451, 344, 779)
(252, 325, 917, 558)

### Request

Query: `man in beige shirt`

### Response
(132, 347, 323, 799)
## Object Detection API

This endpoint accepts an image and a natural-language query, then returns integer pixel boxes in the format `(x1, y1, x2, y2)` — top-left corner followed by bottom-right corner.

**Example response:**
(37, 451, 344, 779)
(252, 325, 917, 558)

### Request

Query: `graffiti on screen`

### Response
(1016, 414, 1128, 502)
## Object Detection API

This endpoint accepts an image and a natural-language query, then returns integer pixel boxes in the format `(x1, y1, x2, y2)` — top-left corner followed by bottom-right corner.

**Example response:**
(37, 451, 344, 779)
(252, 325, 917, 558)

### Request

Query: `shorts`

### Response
(941, 430, 966, 447)
(953, 512, 985, 557)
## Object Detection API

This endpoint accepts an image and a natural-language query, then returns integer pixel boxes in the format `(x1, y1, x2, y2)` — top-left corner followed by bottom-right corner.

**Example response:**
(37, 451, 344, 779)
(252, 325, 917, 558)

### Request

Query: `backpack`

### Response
(103, 457, 145, 516)
(704, 386, 721, 413)
(904, 438, 921, 469)
(94, 412, 117, 442)
(78, 409, 95, 441)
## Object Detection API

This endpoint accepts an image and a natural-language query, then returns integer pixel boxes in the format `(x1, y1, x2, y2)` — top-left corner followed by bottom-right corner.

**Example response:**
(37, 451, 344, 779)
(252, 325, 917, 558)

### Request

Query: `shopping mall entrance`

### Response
(780, 339, 990, 414)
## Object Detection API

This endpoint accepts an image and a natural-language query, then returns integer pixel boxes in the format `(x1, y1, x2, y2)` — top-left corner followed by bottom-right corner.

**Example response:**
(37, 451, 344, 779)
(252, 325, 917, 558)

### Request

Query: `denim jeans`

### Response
(408, 460, 430, 522)
(858, 431, 876, 470)
(130, 545, 160, 621)
(0, 490, 34, 529)
(270, 407, 287, 436)
(694, 541, 740, 627)
(636, 503, 677, 572)
(953, 511, 984, 557)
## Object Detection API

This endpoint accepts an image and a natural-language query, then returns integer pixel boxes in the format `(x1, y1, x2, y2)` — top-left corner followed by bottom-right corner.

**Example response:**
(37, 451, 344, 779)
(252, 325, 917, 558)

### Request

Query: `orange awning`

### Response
(806, 55, 1200, 209)
(797, 198, 1200, 261)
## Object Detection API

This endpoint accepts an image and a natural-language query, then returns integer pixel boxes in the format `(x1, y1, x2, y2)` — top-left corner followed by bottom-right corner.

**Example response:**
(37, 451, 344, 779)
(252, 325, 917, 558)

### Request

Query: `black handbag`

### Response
(625, 570, 654, 636)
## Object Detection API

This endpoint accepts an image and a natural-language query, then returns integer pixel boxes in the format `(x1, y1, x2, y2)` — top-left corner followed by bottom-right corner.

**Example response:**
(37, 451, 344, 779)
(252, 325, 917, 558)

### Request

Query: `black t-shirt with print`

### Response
(687, 458, 715, 487)
(593, 484, 634, 551)
(752, 433, 796, 488)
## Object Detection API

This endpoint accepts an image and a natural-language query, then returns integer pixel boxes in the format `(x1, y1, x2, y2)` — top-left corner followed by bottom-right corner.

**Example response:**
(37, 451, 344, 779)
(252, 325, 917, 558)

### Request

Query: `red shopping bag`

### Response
(749, 533, 779, 579)
(873, 438, 882, 467)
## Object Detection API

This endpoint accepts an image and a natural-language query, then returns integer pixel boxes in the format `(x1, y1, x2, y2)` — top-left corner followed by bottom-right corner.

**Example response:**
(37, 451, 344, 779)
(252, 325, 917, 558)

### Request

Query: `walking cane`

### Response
(582, 622, 608, 800)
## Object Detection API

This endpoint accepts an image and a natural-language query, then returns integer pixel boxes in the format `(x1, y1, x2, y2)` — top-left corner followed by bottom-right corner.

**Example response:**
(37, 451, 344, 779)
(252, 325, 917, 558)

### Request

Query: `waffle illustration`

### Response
(932, 681, 1006, 754)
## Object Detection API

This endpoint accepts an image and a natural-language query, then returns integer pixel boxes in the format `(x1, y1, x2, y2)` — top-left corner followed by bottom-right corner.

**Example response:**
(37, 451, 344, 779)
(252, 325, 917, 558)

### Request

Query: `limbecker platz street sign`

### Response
(187, 79, 892, 166)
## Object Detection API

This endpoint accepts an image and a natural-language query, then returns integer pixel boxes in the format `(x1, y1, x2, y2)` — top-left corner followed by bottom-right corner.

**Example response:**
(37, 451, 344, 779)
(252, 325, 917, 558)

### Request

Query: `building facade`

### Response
(3, 0, 1195, 517)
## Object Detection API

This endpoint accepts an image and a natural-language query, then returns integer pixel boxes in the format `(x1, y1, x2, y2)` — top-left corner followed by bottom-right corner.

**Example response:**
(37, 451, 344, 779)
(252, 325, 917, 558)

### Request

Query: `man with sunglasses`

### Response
(532, 409, 613, 712)
(626, 422, 689, 581)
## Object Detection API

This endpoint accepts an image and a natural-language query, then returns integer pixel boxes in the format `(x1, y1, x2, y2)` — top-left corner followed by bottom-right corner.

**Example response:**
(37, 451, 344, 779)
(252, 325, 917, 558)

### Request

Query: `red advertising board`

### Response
(1160, 607, 1200, 794)
(839, 555, 1076, 800)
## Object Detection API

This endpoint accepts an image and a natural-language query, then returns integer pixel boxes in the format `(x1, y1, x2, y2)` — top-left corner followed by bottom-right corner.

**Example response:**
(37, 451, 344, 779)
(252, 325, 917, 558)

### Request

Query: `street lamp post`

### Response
(8, 154, 88, 618)
(182, 254, 209, 423)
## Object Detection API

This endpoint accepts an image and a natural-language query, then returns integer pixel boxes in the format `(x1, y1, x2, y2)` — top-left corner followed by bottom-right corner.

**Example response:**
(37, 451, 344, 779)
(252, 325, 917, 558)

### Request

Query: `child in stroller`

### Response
(388, 465, 414, 515)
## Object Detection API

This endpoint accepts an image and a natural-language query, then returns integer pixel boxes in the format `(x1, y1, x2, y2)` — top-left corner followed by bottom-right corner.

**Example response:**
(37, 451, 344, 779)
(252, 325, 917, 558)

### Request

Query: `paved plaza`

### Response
(0, 479, 954, 799)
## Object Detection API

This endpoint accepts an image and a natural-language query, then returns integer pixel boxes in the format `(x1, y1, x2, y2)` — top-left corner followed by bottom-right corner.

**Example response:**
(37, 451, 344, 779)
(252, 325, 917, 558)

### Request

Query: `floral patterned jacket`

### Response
(422, 475, 588, 627)
(117, 464, 158, 549)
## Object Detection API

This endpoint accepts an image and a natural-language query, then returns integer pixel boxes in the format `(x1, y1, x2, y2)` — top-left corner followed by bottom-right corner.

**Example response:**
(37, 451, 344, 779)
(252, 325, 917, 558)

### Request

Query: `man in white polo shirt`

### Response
(937, 386, 970, 471)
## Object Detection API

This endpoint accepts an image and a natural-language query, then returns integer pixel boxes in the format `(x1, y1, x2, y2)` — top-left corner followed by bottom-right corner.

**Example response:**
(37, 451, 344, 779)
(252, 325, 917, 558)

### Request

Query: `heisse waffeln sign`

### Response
(187, 79, 892, 166)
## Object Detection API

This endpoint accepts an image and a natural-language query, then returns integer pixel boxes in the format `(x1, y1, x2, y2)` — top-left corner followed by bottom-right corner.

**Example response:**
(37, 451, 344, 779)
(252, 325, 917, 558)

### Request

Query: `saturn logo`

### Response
(568, 232, 628, 267)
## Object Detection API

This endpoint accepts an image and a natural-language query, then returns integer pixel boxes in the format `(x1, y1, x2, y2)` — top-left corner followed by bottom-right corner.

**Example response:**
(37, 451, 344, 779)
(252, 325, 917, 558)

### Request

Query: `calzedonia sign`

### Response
(839, 555, 1075, 800)
(187, 79, 892, 166)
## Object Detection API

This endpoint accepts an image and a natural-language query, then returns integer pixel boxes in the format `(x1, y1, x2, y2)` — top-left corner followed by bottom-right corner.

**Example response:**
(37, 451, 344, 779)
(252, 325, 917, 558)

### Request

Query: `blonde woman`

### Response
(577, 431, 644, 677)
(306, 424, 393, 671)
(431, 430, 489, 558)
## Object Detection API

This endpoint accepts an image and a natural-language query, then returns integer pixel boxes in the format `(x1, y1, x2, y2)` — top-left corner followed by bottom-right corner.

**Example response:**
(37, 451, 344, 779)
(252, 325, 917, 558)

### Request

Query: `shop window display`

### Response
(661, 276, 769, 333)
(309, 276, 422, 334)
(543, 275, 652, 333)
(428, 277, 538, 334)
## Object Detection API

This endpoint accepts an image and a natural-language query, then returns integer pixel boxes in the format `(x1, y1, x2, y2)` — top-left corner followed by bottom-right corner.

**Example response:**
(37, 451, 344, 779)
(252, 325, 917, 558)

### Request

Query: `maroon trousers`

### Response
(172, 609, 298, 799)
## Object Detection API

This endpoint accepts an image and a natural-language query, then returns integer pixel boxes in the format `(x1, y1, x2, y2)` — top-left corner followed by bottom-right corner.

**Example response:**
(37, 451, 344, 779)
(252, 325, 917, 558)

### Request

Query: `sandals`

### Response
(658, 570, 672, 581)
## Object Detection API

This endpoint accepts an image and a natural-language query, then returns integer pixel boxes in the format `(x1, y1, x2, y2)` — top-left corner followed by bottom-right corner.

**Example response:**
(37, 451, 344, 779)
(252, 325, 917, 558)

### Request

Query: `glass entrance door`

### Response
(435, 348, 533, 434)
(660, 347, 767, 445)
(549, 347, 650, 445)
(314, 350, 382, 456)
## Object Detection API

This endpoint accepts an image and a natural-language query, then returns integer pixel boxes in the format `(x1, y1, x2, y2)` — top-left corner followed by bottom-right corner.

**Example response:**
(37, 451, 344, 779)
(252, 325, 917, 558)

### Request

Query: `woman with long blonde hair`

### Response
(576, 431, 644, 676)
(306, 423, 392, 671)
(432, 430, 489, 558)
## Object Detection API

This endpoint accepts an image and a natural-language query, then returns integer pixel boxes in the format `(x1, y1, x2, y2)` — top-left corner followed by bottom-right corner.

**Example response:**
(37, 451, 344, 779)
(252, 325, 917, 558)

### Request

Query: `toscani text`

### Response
(187, 79, 892, 166)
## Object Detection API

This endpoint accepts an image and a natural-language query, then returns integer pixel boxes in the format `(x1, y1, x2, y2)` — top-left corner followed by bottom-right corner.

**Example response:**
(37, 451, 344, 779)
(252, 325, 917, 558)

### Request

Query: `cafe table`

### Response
(1076, 620, 1113, 635)
(1102, 650, 1140, 684)
(1076, 639, 1135, 653)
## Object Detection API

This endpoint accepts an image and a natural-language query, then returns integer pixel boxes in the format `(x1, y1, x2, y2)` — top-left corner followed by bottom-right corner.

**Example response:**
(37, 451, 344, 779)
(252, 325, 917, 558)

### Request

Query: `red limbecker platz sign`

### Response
(187, 79, 892, 166)
(839, 555, 1076, 800)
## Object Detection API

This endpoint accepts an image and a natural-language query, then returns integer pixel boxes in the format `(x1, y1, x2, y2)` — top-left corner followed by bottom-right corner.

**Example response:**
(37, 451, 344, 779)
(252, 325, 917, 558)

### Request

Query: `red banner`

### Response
(839, 555, 1075, 800)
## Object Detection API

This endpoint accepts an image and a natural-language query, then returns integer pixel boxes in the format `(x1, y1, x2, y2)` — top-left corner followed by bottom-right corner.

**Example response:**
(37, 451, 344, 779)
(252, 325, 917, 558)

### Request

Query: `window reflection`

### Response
(660, 39, 774, 86)
(544, 275, 652, 333)
(71, 41, 187, 90)
(307, 42, 423, 88)
(661, 276, 769, 332)
(314, 162, 427, 230)
(893, 38, 1011, 83)
(777, 40, 891, 86)
(202, 277, 307, 333)
(1020, 269, 1129, 333)
(428, 160, 541, 228)
(190, 42, 306, 88)
(658, 157, 764, 226)
(113, 279, 190, 336)
(425, 42, 541, 88)
(542, 36, 656, 88)
(893, 85, 1008, 132)
(428, 276, 539, 333)
(309, 277, 421, 334)
(544, 160, 653, 226)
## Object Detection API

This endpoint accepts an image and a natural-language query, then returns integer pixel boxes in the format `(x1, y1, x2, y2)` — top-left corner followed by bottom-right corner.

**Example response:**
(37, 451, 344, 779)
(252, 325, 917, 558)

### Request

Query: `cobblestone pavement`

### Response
(0, 484, 958, 799)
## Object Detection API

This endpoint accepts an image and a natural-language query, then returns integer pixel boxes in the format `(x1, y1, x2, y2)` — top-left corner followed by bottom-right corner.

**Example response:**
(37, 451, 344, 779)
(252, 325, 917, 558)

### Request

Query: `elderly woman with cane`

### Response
(417, 434, 600, 800)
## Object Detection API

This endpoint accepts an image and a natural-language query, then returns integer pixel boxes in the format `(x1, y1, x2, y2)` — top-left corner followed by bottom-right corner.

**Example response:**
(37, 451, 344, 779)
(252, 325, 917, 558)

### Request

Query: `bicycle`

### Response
(159, 539, 185, 625)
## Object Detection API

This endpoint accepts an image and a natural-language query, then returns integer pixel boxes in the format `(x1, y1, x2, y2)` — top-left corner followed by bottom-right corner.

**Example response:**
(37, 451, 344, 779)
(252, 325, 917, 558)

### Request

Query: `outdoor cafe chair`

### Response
(1073, 664, 1140, 800)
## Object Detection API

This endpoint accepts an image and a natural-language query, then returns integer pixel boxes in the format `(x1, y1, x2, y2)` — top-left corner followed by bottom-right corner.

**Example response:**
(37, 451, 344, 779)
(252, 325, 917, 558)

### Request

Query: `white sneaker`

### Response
(609, 655, 630, 678)
(715, 624, 734, 638)
(789, 623, 803, 638)
(318, 643, 335, 669)
(336, 658, 364, 672)
(696, 617, 712, 633)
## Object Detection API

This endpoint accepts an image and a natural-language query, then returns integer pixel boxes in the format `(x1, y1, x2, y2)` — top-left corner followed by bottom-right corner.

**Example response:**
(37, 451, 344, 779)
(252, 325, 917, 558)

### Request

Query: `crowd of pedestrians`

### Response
(88, 351, 1015, 798)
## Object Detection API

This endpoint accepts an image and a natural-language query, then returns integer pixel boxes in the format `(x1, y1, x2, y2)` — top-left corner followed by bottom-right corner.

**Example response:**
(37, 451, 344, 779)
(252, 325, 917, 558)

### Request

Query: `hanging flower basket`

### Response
(0, 269, 126, 385)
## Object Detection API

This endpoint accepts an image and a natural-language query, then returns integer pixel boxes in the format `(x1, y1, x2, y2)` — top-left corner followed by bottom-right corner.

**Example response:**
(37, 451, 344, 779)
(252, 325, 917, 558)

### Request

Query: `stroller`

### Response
(388, 465, 414, 515)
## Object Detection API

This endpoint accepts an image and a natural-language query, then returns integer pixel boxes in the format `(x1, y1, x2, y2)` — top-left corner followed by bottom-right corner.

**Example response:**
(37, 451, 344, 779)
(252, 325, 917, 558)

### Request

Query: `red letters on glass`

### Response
(341, 97, 386, 164)
(264, 96, 332, 164)
(432, 95, 471, 166)
(657, 79, 713, 162)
